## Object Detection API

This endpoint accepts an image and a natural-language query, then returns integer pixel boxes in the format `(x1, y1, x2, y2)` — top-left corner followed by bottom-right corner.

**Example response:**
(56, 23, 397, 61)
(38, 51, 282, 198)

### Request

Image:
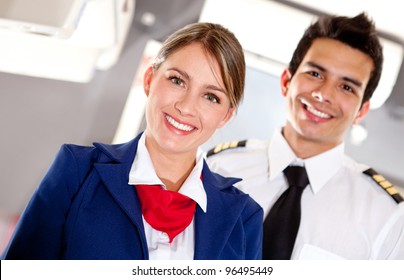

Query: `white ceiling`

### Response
(287, 0, 404, 41)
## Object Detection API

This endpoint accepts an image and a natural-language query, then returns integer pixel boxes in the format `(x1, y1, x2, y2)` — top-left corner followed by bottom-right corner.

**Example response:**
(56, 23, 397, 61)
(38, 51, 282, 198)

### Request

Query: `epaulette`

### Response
(206, 140, 247, 157)
(363, 168, 404, 204)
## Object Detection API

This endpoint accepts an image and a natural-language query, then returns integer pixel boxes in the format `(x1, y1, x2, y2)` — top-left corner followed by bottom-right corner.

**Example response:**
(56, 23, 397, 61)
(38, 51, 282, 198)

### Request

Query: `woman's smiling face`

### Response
(143, 42, 234, 156)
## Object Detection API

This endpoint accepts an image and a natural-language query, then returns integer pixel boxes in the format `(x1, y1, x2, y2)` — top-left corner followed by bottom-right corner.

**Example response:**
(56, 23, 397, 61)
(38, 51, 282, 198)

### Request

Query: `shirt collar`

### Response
(268, 127, 297, 180)
(269, 127, 345, 194)
(128, 133, 207, 212)
(304, 143, 344, 194)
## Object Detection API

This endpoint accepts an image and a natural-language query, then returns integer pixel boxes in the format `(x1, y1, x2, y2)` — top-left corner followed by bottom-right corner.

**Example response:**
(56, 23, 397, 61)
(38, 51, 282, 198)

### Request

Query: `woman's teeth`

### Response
(166, 115, 194, 131)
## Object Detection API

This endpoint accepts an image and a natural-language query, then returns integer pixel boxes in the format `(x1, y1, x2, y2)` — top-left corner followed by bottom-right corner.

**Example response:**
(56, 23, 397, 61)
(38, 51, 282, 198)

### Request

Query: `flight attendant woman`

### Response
(2, 22, 263, 260)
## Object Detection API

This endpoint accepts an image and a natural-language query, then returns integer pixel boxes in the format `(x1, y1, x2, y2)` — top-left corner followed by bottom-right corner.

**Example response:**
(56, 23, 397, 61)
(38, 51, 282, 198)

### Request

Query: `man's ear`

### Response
(143, 66, 153, 96)
(280, 68, 292, 97)
(353, 100, 370, 125)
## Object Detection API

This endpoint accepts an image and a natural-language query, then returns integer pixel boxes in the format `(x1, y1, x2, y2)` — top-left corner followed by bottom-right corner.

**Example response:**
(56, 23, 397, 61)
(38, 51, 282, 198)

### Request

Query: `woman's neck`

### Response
(153, 153, 196, 192)
(145, 137, 196, 192)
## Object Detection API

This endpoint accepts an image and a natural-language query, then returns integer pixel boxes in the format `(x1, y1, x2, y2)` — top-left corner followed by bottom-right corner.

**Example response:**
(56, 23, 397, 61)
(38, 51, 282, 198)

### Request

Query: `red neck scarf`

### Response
(135, 185, 196, 243)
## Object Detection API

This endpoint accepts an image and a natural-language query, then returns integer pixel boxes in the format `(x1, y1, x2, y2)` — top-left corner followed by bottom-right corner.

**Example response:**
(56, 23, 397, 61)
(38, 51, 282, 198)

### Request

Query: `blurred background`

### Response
(1, 0, 403, 253)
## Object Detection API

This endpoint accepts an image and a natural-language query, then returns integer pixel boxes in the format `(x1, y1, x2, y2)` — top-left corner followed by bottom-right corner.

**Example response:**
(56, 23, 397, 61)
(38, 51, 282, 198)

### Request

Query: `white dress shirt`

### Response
(207, 128, 404, 259)
(128, 133, 207, 260)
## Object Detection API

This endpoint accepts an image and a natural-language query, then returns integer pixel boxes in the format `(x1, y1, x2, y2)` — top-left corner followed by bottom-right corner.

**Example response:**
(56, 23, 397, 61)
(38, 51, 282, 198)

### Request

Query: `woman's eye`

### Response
(170, 76, 184, 86)
(205, 93, 220, 104)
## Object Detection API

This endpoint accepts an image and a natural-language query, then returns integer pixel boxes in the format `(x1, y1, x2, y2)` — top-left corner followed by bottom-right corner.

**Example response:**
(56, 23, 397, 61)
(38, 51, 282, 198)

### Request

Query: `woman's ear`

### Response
(217, 107, 235, 128)
(280, 68, 292, 97)
(143, 66, 153, 96)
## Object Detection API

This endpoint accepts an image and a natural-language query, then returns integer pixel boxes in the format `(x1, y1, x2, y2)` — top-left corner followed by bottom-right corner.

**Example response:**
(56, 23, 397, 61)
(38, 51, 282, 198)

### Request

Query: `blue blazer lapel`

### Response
(92, 135, 149, 258)
(94, 162, 144, 231)
(194, 164, 248, 259)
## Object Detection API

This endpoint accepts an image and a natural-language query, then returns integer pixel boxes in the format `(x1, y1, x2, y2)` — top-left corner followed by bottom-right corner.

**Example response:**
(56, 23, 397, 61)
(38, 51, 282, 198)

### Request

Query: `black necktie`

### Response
(263, 165, 310, 260)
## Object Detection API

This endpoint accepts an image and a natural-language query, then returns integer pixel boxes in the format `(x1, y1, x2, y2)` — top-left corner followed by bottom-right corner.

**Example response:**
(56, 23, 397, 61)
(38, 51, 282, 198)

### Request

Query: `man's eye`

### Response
(342, 84, 354, 93)
(309, 71, 321, 78)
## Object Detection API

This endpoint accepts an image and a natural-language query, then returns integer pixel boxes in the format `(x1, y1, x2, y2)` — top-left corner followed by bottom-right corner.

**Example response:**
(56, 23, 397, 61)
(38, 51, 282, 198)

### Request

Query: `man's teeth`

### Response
(307, 105, 331, 119)
(166, 115, 194, 131)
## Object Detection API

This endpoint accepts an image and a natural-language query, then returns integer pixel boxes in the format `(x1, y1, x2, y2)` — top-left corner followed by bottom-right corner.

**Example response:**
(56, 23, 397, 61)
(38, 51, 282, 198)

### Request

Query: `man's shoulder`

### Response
(205, 139, 270, 179)
(206, 139, 269, 158)
(362, 168, 404, 204)
(344, 156, 404, 204)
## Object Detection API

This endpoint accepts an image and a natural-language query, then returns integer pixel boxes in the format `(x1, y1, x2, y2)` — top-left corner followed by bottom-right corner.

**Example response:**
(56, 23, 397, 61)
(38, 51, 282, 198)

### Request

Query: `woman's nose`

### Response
(175, 93, 197, 116)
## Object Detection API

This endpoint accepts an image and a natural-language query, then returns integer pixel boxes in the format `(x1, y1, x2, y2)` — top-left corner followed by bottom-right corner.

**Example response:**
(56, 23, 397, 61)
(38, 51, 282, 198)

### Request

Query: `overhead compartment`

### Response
(0, 0, 135, 83)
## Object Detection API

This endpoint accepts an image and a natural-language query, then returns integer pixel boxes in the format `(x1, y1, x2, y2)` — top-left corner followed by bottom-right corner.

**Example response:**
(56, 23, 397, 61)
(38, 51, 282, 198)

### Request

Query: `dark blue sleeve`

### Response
(243, 198, 263, 260)
(2, 144, 96, 259)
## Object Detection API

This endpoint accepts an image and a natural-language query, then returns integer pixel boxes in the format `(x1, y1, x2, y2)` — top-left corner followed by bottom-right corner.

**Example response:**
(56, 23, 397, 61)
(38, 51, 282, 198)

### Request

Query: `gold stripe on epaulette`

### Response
(213, 144, 223, 154)
(386, 187, 399, 196)
(207, 140, 247, 157)
(372, 174, 386, 183)
(379, 180, 393, 189)
(363, 168, 403, 204)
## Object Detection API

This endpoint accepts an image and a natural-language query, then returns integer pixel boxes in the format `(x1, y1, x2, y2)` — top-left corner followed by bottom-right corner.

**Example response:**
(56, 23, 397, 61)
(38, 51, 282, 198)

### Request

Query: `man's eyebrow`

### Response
(305, 61, 363, 88)
(305, 61, 325, 72)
